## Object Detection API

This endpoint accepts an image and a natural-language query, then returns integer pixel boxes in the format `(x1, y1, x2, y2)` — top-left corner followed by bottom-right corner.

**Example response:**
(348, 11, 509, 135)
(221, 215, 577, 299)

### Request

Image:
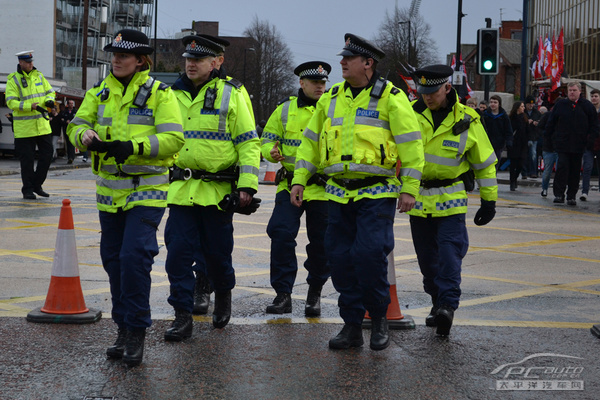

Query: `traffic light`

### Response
(477, 28, 499, 75)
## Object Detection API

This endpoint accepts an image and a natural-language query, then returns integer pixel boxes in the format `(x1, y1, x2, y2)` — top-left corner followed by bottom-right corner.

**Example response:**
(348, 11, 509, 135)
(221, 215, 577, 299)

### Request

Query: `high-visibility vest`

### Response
(292, 76, 424, 204)
(67, 69, 184, 212)
(408, 93, 498, 217)
(168, 76, 260, 208)
(5, 68, 55, 138)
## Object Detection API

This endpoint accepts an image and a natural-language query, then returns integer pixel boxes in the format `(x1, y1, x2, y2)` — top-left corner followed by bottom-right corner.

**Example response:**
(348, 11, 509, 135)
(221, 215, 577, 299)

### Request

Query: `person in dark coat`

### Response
(483, 95, 513, 169)
(545, 82, 600, 205)
(508, 101, 530, 191)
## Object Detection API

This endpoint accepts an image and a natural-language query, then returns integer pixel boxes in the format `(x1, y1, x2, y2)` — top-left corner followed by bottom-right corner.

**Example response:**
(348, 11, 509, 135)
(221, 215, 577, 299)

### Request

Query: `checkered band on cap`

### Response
(299, 67, 328, 79)
(110, 36, 151, 52)
(346, 39, 380, 61)
(419, 76, 449, 87)
(185, 40, 216, 56)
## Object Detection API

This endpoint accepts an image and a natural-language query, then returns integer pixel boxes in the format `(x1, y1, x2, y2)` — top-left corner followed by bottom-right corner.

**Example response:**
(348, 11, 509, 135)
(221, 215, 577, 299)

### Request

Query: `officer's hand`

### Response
(82, 129, 100, 147)
(474, 200, 496, 226)
(103, 140, 134, 164)
(270, 141, 285, 162)
(235, 197, 262, 215)
(238, 191, 252, 208)
(87, 136, 111, 153)
(397, 193, 415, 213)
(290, 184, 304, 207)
(31, 102, 39, 111)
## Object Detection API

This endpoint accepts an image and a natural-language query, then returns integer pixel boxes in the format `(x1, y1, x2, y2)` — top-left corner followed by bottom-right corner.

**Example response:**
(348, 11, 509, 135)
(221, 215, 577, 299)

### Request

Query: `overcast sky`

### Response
(156, 0, 523, 84)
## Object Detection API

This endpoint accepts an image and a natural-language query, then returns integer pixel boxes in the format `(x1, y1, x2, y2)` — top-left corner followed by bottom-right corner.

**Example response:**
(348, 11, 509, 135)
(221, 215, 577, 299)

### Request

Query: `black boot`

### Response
(193, 271, 212, 315)
(106, 327, 127, 359)
(370, 316, 390, 350)
(305, 285, 322, 317)
(123, 328, 146, 367)
(329, 324, 364, 349)
(212, 290, 231, 329)
(164, 309, 193, 342)
(510, 181, 516, 191)
(435, 305, 455, 336)
(425, 305, 438, 327)
(266, 293, 292, 314)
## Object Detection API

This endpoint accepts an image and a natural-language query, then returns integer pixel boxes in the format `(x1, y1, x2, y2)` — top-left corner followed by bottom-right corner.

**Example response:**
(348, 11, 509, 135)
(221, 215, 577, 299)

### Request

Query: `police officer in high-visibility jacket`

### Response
(290, 34, 424, 351)
(6, 50, 55, 199)
(261, 61, 332, 317)
(164, 35, 260, 341)
(409, 65, 498, 336)
(67, 29, 184, 367)
(190, 33, 256, 316)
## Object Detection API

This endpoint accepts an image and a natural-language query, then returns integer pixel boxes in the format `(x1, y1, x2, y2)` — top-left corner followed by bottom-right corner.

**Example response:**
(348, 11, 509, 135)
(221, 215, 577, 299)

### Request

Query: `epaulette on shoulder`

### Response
(330, 85, 341, 97)
(93, 80, 103, 88)
(157, 81, 169, 90)
(390, 87, 400, 95)
(277, 96, 293, 106)
(225, 77, 242, 89)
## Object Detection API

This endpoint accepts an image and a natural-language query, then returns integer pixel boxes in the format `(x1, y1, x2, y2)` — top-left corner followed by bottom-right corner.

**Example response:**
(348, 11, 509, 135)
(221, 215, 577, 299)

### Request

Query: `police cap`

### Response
(181, 35, 221, 58)
(336, 33, 385, 62)
(103, 29, 153, 55)
(294, 61, 331, 81)
(15, 50, 34, 62)
(414, 64, 453, 94)
(198, 34, 230, 53)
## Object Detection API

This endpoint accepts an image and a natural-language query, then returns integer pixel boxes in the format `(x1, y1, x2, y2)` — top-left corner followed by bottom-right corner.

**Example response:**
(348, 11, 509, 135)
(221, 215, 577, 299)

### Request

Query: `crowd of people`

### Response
(8, 26, 599, 368)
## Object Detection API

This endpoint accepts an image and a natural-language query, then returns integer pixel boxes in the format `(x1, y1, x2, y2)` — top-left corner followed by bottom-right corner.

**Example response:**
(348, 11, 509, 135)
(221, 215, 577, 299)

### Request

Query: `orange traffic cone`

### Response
(262, 161, 278, 184)
(27, 199, 102, 324)
(363, 249, 415, 330)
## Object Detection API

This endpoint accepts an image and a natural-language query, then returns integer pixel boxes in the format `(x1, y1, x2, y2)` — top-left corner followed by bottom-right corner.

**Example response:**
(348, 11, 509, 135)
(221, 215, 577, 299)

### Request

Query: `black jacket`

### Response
(545, 97, 600, 154)
(483, 107, 513, 151)
(508, 113, 530, 159)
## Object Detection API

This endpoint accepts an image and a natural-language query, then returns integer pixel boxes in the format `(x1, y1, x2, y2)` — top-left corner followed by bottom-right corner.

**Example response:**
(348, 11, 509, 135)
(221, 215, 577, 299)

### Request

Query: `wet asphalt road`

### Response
(0, 157, 600, 399)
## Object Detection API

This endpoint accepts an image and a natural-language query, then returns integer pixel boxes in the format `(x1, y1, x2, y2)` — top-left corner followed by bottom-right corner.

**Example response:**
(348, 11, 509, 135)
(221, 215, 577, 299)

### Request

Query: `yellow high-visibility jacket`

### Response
(292, 76, 424, 204)
(6, 67, 55, 138)
(261, 95, 326, 201)
(168, 75, 260, 208)
(408, 92, 498, 218)
(67, 69, 184, 212)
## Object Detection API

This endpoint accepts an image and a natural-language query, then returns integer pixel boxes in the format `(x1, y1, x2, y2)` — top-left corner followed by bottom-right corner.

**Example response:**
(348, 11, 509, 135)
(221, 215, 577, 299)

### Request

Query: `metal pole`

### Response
(520, 0, 529, 100)
(455, 0, 462, 72)
(153, 0, 158, 70)
(408, 20, 411, 66)
(82, 0, 89, 90)
(484, 18, 492, 101)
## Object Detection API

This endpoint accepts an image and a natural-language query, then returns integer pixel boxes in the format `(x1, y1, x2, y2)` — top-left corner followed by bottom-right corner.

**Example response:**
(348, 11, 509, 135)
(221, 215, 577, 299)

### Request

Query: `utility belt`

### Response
(420, 177, 462, 190)
(275, 167, 327, 188)
(331, 176, 389, 191)
(170, 165, 239, 183)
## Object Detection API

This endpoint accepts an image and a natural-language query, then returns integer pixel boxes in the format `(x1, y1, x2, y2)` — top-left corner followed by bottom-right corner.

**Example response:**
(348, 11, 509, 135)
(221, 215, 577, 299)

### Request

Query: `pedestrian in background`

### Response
(48, 105, 62, 162)
(60, 99, 78, 163)
(68, 29, 184, 367)
(546, 82, 599, 205)
(410, 65, 497, 336)
(483, 95, 513, 171)
(524, 95, 542, 178)
(508, 101, 530, 191)
(5, 50, 55, 199)
(538, 106, 555, 197)
(579, 88, 600, 201)
(261, 61, 331, 317)
(291, 34, 424, 351)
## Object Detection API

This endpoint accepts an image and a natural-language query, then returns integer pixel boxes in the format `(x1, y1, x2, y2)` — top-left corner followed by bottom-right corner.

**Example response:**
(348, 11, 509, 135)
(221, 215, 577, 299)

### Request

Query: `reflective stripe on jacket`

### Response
(6, 69, 55, 138)
(168, 76, 260, 208)
(67, 69, 184, 212)
(292, 76, 424, 204)
(408, 92, 498, 217)
(261, 96, 326, 201)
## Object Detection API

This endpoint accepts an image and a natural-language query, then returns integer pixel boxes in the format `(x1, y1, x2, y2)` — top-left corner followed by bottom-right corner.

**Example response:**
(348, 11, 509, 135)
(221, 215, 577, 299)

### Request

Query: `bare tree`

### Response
(243, 17, 296, 122)
(374, 6, 439, 88)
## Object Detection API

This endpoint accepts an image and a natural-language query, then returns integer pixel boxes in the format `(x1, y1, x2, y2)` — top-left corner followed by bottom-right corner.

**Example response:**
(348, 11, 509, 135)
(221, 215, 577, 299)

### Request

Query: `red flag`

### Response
(543, 34, 553, 77)
(536, 36, 544, 78)
(551, 33, 560, 90)
(557, 27, 564, 78)
(399, 75, 418, 101)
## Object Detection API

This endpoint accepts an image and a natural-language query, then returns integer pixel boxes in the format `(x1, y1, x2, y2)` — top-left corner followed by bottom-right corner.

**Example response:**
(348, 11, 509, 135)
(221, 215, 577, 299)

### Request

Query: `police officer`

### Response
(409, 65, 498, 336)
(164, 35, 260, 341)
(68, 29, 185, 367)
(262, 61, 332, 316)
(189, 33, 257, 315)
(291, 34, 424, 350)
(6, 50, 55, 199)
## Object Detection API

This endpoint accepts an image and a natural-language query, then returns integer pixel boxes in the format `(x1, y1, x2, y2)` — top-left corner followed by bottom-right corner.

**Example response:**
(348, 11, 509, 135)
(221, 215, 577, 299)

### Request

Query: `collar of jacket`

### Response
(172, 69, 219, 93)
(342, 71, 382, 93)
(16, 64, 37, 76)
(296, 88, 317, 108)
(484, 107, 507, 119)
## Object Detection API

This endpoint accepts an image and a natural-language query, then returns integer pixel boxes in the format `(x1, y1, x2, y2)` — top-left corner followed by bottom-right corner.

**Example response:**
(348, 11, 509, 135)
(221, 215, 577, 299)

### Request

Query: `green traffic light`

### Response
(483, 60, 494, 71)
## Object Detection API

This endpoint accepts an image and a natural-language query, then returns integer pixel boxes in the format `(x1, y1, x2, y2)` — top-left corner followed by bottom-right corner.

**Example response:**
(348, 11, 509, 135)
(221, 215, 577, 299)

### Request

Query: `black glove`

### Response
(44, 100, 55, 108)
(35, 105, 49, 120)
(218, 192, 240, 212)
(103, 140, 134, 164)
(87, 136, 111, 153)
(236, 197, 261, 215)
(474, 200, 496, 226)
